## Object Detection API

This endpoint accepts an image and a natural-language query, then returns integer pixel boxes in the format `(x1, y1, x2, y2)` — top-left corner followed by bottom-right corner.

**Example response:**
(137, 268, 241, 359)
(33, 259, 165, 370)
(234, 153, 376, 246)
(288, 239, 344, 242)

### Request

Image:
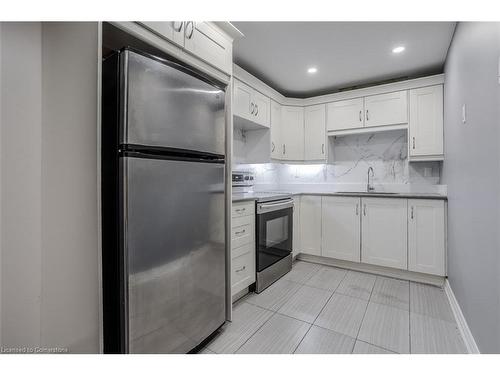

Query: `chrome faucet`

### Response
(367, 167, 375, 192)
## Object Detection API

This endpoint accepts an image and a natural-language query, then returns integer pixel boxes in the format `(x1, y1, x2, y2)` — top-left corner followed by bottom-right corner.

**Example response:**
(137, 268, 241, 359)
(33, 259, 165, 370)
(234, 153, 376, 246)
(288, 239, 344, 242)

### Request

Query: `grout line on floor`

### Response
(230, 308, 277, 354)
(355, 339, 399, 354)
(353, 272, 376, 343)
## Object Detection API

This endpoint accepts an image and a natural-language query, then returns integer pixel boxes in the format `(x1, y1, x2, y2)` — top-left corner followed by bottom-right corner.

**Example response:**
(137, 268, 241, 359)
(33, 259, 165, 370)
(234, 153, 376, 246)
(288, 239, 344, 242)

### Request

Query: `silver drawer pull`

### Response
(235, 229, 246, 235)
(235, 266, 246, 273)
(235, 208, 246, 212)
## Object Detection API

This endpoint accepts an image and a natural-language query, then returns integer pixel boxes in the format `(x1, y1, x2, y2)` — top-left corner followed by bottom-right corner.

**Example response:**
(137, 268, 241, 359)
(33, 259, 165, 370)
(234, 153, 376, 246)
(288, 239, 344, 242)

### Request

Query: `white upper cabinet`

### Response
(252, 89, 271, 128)
(300, 195, 322, 256)
(270, 100, 282, 159)
(139, 22, 232, 75)
(281, 106, 304, 160)
(234, 79, 254, 122)
(304, 104, 326, 161)
(327, 98, 364, 131)
(183, 22, 232, 75)
(139, 22, 185, 47)
(321, 196, 361, 262)
(361, 198, 408, 269)
(364, 90, 408, 128)
(408, 199, 446, 276)
(233, 79, 270, 128)
(409, 85, 444, 160)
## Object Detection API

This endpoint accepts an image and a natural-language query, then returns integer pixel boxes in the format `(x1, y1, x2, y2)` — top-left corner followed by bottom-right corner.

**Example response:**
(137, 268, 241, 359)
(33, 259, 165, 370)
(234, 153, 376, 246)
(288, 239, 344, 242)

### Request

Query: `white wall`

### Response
(0, 22, 100, 353)
(0, 22, 43, 349)
(442, 22, 500, 353)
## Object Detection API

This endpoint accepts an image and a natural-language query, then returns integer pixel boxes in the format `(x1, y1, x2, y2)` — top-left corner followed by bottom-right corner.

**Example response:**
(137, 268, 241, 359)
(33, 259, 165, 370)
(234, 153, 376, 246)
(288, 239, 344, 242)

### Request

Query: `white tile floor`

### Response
(202, 261, 467, 354)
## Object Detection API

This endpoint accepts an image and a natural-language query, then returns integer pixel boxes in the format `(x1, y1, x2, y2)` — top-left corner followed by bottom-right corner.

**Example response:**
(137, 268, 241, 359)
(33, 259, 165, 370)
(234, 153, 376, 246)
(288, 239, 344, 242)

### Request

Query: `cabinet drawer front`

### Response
(231, 245, 255, 295)
(231, 215, 254, 249)
(232, 201, 254, 218)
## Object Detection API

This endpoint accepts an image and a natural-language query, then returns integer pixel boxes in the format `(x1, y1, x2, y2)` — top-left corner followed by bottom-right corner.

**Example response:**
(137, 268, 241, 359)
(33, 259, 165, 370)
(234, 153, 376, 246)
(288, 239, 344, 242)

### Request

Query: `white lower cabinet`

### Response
(408, 199, 446, 276)
(231, 201, 255, 298)
(292, 196, 301, 258)
(361, 198, 408, 269)
(321, 196, 361, 262)
(299, 195, 322, 256)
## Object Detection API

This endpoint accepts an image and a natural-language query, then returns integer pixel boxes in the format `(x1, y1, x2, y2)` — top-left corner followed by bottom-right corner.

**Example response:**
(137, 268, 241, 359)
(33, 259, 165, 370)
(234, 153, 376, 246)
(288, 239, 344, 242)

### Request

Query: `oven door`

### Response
(256, 200, 293, 273)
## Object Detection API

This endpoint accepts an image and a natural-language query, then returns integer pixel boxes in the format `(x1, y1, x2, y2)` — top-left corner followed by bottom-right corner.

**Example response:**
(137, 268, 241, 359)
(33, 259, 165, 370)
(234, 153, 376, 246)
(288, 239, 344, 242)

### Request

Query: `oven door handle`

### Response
(257, 200, 294, 214)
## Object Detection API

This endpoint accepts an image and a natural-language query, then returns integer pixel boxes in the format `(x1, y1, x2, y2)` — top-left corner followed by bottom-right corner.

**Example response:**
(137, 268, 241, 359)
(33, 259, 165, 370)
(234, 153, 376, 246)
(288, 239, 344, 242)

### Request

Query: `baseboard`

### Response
(444, 279, 480, 354)
(297, 253, 445, 286)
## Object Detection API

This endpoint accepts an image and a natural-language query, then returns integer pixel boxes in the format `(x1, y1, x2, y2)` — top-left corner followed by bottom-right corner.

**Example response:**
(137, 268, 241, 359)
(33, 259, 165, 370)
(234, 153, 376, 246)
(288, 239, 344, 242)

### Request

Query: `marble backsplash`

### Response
(235, 129, 444, 193)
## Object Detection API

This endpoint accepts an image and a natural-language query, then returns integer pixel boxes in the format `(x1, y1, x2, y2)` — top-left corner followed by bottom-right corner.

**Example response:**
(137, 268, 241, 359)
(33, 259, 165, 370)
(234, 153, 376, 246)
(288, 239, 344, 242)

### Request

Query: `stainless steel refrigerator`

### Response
(102, 48, 226, 353)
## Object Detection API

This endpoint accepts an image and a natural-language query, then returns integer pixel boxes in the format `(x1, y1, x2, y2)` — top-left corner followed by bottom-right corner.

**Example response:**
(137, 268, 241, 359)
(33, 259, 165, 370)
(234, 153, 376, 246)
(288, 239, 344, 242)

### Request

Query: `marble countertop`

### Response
(232, 190, 447, 202)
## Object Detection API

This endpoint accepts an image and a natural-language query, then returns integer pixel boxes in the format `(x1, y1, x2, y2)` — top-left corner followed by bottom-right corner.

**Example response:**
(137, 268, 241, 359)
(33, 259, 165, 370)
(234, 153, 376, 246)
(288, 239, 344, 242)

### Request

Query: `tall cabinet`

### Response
(281, 106, 305, 160)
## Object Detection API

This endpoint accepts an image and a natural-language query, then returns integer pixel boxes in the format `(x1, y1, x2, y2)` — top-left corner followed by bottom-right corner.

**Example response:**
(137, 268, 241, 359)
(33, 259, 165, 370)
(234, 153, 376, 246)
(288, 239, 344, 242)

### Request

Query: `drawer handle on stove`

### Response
(235, 266, 246, 273)
(257, 199, 294, 214)
(235, 229, 246, 235)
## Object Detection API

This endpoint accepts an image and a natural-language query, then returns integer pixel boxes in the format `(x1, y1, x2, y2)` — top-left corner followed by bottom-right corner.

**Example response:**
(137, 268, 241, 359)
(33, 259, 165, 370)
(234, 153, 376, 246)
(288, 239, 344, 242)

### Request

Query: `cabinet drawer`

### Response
(232, 201, 254, 218)
(231, 215, 254, 249)
(231, 245, 255, 295)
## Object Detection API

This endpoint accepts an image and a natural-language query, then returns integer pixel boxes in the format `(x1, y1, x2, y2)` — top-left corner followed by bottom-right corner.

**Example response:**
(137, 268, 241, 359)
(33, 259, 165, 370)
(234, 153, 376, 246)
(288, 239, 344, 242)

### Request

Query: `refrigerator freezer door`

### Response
(120, 50, 226, 156)
(121, 156, 226, 353)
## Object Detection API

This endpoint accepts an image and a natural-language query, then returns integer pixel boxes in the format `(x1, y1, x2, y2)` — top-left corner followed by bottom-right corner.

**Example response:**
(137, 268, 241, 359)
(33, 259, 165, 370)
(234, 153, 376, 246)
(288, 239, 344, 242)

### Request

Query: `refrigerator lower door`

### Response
(121, 156, 226, 353)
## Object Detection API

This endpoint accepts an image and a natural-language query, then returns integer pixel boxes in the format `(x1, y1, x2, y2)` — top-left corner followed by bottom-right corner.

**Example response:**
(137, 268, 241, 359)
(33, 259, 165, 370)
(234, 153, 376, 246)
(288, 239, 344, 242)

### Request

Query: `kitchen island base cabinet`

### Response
(321, 196, 361, 262)
(299, 195, 321, 256)
(361, 198, 408, 269)
(408, 199, 446, 276)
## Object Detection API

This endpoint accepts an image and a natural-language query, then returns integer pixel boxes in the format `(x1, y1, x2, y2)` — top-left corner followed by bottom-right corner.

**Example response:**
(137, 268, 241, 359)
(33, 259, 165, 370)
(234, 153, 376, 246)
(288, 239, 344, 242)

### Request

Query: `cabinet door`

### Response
(322, 197, 361, 262)
(139, 22, 185, 47)
(408, 199, 445, 276)
(327, 98, 364, 131)
(304, 104, 326, 161)
(299, 195, 322, 256)
(233, 79, 253, 121)
(292, 196, 301, 258)
(361, 198, 407, 269)
(183, 22, 232, 74)
(281, 106, 304, 160)
(364, 90, 408, 127)
(270, 100, 282, 159)
(409, 85, 444, 158)
(252, 90, 271, 128)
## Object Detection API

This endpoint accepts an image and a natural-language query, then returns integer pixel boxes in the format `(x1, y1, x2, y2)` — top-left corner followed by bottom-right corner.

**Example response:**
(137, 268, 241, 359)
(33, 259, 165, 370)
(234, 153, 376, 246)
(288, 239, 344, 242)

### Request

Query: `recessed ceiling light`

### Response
(392, 46, 405, 54)
(307, 67, 318, 74)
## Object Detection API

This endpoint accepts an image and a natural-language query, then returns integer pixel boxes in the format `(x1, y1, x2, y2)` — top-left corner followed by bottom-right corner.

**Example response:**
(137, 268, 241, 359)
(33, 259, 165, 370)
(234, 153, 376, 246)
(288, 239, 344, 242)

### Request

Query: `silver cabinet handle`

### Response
(283, 144, 286, 154)
(363, 204, 367, 216)
(250, 102, 254, 114)
(235, 229, 246, 235)
(366, 109, 369, 121)
(356, 203, 359, 216)
(235, 266, 246, 273)
(359, 110, 362, 122)
(255, 104, 259, 116)
(185, 21, 195, 39)
(412, 137, 416, 150)
(173, 21, 183, 32)
(322, 143, 325, 154)
(411, 206, 414, 219)
(271, 142, 275, 152)
(235, 208, 246, 213)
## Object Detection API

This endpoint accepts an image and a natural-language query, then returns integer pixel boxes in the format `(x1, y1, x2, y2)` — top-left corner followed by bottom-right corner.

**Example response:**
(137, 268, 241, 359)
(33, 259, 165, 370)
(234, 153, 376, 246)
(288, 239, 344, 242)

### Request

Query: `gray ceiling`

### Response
(232, 22, 456, 98)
